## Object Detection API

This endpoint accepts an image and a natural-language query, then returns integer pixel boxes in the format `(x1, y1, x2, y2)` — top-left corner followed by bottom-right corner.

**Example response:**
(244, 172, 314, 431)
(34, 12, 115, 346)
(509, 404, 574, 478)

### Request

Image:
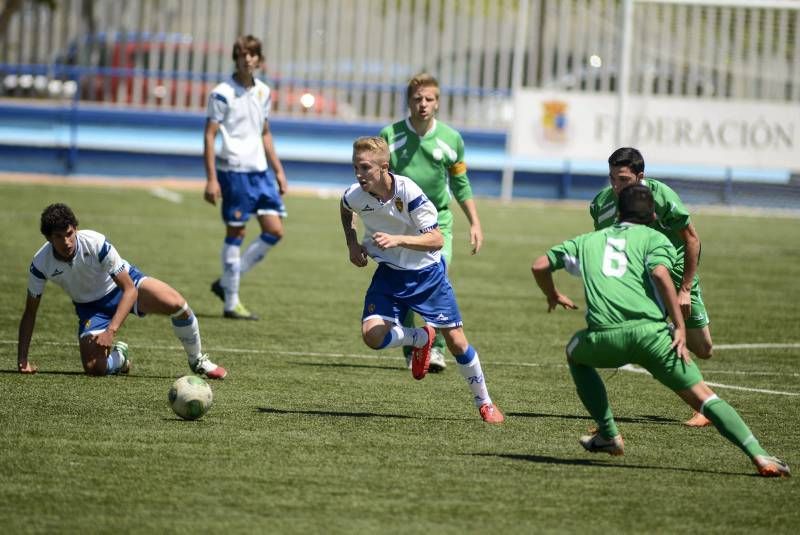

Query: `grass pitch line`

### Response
(149, 187, 183, 203)
(715, 343, 800, 350)
(619, 364, 799, 396)
(3, 339, 798, 396)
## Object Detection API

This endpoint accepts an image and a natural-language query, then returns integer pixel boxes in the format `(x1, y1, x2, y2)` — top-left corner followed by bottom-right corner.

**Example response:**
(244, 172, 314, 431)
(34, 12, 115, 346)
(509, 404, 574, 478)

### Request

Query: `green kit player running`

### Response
(379, 73, 483, 373)
(590, 147, 713, 428)
(532, 184, 789, 478)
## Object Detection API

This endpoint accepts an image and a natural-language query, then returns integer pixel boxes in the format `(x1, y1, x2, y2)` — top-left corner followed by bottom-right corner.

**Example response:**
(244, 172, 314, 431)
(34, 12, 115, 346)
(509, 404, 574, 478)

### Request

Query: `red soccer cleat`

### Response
(411, 325, 435, 380)
(479, 403, 505, 424)
(753, 455, 791, 478)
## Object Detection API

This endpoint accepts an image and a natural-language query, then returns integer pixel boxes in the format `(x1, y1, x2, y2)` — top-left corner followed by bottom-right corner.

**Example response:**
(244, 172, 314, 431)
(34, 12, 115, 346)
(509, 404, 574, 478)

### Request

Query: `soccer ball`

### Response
(168, 375, 213, 420)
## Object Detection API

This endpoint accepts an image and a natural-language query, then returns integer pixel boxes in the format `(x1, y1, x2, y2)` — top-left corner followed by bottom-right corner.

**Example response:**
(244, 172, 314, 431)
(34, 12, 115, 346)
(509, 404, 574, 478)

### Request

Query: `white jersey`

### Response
(28, 230, 128, 304)
(207, 76, 272, 172)
(342, 173, 440, 270)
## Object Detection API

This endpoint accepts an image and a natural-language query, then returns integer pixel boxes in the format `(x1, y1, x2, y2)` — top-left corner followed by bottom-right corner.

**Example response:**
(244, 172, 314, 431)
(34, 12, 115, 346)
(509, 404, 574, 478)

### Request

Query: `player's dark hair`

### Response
(40, 203, 78, 237)
(608, 147, 645, 175)
(618, 184, 654, 225)
(232, 35, 263, 62)
(407, 72, 440, 102)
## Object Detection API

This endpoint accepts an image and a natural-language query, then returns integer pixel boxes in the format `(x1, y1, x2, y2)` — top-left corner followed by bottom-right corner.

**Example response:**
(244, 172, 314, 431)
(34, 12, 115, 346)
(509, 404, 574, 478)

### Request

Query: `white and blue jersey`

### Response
(28, 230, 146, 337)
(207, 76, 285, 225)
(207, 76, 272, 172)
(342, 174, 462, 329)
(342, 173, 440, 270)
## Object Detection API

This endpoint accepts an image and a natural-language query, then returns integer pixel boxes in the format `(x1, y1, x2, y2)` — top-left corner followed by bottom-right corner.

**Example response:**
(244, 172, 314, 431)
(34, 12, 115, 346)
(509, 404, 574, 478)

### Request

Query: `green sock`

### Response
(568, 361, 619, 439)
(432, 332, 446, 354)
(702, 397, 768, 458)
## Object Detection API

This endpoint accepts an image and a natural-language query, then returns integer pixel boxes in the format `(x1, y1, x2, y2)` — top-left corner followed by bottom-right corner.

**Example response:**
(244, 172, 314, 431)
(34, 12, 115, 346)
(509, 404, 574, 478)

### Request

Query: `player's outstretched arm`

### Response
(372, 227, 444, 252)
(677, 223, 701, 318)
(203, 119, 221, 205)
(262, 121, 287, 195)
(652, 264, 689, 363)
(457, 198, 483, 255)
(94, 270, 137, 349)
(340, 201, 367, 267)
(17, 292, 41, 373)
(532, 255, 577, 312)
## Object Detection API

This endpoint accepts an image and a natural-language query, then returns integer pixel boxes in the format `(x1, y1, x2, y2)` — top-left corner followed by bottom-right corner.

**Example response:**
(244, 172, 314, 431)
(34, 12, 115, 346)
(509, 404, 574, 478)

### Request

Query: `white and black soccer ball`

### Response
(168, 375, 213, 420)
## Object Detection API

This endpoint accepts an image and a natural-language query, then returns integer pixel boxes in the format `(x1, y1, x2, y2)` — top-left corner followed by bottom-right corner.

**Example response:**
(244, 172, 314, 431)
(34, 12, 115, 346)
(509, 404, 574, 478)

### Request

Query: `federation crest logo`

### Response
(394, 197, 404, 212)
(84, 319, 91, 329)
(541, 100, 568, 143)
(234, 210, 242, 220)
(367, 303, 375, 313)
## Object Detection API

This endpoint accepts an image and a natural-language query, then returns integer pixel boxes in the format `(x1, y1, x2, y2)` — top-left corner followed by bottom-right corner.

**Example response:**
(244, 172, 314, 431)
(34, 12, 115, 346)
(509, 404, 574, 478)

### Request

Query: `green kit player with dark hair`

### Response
(590, 147, 713, 427)
(380, 72, 483, 373)
(532, 185, 789, 478)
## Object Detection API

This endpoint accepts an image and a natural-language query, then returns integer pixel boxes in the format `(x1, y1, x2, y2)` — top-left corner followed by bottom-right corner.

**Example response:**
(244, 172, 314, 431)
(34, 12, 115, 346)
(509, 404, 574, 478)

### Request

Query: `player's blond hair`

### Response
(352, 136, 389, 164)
(406, 72, 440, 101)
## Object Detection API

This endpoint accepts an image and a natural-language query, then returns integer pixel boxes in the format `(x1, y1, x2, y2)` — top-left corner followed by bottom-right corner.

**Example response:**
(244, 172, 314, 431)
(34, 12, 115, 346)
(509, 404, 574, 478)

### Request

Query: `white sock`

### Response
(379, 325, 429, 349)
(456, 349, 492, 407)
(171, 305, 202, 363)
(240, 233, 279, 274)
(106, 348, 125, 374)
(220, 239, 242, 310)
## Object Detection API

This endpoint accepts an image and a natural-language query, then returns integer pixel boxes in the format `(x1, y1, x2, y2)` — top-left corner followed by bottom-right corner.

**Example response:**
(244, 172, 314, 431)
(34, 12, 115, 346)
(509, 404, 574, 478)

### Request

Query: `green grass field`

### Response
(1, 180, 798, 533)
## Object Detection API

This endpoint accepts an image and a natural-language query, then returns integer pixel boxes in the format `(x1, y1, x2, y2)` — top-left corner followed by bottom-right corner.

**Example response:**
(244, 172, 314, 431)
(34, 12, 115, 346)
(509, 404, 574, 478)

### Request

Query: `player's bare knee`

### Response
(442, 328, 467, 355)
(692, 342, 713, 359)
(362, 326, 387, 349)
(169, 300, 191, 320)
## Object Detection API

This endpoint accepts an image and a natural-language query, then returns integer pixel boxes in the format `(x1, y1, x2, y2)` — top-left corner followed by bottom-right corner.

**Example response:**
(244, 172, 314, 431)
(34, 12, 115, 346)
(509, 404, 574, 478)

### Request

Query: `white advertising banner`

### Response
(510, 90, 800, 172)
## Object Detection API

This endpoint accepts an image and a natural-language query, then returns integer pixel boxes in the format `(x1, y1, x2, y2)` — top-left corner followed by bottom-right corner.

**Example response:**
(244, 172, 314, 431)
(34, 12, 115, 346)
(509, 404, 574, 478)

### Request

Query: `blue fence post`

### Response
(560, 159, 572, 199)
(66, 89, 79, 174)
(723, 167, 733, 204)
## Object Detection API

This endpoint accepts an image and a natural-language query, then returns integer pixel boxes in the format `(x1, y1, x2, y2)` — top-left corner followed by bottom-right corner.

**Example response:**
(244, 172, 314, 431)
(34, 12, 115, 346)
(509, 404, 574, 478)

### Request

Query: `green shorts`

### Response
(566, 321, 703, 391)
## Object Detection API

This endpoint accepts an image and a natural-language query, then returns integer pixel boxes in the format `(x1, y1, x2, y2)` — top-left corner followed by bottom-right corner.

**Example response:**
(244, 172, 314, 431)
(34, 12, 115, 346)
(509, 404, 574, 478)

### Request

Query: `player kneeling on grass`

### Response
(531, 185, 789, 477)
(340, 136, 503, 424)
(17, 203, 227, 380)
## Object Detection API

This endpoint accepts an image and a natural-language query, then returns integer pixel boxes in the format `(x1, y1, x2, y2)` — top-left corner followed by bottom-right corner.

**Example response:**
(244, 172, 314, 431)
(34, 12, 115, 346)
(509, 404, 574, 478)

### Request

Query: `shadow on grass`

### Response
(0, 369, 176, 379)
(289, 360, 403, 371)
(471, 452, 751, 477)
(508, 410, 679, 426)
(258, 406, 465, 421)
(258, 406, 415, 419)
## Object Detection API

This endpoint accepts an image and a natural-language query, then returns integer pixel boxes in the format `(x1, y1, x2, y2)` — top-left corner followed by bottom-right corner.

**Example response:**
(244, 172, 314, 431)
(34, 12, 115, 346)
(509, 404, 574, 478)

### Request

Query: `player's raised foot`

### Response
(428, 347, 447, 373)
(684, 411, 712, 427)
(112, 341, 131, 375)
(190, 354, 228, 380)
(411, 325, 435, 380)
(223, 302, 259, 321)
(210, 279, 225, 301)
(479, 403, 504, 424)
(579, 433, 625, 456)
(753, 455, 791, 478)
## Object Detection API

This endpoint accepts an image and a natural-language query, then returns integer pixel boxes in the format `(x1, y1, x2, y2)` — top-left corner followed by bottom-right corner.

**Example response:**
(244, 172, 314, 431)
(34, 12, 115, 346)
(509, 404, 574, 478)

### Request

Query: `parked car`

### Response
(2, 32, 345, 117)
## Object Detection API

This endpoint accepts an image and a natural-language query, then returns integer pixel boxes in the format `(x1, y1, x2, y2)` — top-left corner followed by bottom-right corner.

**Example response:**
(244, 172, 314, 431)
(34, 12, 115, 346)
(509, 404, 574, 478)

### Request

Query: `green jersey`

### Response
(589, 178, 690, 273)
(379, 118, 473, 224)
(546, 223, 676, 330)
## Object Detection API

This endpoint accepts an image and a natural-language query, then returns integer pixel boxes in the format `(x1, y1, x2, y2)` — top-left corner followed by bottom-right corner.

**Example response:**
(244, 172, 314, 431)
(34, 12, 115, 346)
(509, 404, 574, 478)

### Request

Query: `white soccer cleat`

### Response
(189, 354, 228, 380)
(579, 433, 625, 456)
(428, 347, 447, 373)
